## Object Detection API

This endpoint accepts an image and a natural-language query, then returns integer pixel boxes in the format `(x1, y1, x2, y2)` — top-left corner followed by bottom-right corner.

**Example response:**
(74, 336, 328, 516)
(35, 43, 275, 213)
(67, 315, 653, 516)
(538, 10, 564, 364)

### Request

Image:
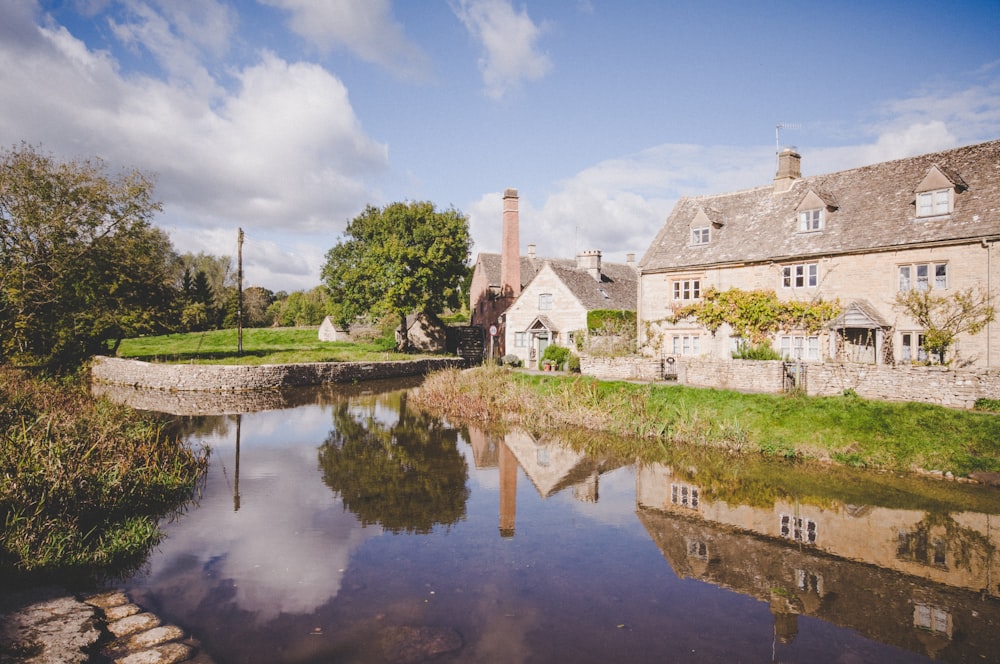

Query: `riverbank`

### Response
(410, 365, 1000, 479)
(0, 586, 212, 664)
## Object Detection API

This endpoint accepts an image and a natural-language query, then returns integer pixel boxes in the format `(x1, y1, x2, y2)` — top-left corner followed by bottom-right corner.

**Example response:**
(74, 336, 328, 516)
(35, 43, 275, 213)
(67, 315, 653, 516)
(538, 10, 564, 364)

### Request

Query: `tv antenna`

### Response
(775, 123, 801, 165)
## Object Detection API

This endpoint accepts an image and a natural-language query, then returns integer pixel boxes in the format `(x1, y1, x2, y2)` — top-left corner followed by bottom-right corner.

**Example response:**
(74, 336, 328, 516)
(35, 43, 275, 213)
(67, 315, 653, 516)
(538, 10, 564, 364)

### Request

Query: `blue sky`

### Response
(2, 1, 999, 292)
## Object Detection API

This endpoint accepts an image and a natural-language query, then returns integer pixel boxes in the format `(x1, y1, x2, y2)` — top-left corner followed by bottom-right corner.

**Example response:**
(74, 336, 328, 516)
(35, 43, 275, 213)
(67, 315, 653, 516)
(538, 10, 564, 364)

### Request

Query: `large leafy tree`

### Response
(0, 144, 175, 369)
(322, 201, 471, 349)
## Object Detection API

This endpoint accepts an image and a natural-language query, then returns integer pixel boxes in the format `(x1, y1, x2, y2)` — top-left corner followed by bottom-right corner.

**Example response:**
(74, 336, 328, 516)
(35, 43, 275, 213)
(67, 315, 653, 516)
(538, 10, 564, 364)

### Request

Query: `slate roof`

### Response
(545, 261, 638, 312)
(474, 253, 548, 290)
(477, 252, 638, 311)
(640, 139, 1000, 272)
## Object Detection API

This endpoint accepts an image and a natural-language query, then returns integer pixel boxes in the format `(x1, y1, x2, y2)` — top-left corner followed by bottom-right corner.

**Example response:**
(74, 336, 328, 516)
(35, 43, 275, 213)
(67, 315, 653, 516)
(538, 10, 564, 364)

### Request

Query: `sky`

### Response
(2, 0, 999, 293)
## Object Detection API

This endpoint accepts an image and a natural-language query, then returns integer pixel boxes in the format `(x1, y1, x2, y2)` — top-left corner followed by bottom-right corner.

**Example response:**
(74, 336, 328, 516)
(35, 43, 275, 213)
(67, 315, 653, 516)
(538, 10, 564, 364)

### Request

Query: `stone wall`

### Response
(580, 354, 1000, 408)
(91, 355, 465, 392)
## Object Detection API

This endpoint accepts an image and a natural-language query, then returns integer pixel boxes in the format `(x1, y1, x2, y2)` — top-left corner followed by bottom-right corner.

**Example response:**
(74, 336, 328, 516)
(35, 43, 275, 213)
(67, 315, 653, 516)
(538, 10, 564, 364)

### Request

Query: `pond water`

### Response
(105, 380, 1000, 663)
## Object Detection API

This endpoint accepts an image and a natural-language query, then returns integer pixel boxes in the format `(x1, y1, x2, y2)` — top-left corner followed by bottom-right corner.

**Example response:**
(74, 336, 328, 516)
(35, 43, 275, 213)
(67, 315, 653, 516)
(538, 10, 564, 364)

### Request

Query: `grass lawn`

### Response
(113, 327, 431, 365)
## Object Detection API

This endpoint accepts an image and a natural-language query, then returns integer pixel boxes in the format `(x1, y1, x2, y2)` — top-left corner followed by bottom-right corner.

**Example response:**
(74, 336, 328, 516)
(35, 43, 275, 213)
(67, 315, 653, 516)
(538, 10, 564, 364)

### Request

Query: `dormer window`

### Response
(914, 164, 965, 218)
(690, 227, 710, 245)
(916, 188, 951, 217)
(795, 190, 836, 234)
(798, 209, 822, 232)
(689, 208, 722, 245)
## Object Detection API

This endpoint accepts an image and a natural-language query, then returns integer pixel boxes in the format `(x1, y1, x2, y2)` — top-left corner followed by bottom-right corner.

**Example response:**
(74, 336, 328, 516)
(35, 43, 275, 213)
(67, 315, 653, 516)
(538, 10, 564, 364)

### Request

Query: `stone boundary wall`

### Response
(91, 355, 465, 392)
(580, 355, 1000, 408)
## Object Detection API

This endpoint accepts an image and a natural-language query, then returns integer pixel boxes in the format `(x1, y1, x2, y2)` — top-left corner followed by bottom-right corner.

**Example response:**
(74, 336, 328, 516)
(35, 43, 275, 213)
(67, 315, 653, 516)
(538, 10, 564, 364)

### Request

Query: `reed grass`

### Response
(0, 368, 207, 579)
(412, 366, 1000, 476)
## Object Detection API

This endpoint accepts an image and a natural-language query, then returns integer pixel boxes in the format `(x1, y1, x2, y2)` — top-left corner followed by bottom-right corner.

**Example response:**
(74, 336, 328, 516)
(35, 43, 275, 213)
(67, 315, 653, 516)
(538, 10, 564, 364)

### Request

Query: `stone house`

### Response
(638, 139, 1000, 369)
(504, 251, 637, 369)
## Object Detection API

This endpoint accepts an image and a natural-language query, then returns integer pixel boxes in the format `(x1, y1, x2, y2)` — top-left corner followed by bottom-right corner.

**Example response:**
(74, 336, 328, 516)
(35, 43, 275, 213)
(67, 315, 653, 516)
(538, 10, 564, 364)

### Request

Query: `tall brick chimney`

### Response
(501, 188, 520, 297)
(774, 148, 801, 193)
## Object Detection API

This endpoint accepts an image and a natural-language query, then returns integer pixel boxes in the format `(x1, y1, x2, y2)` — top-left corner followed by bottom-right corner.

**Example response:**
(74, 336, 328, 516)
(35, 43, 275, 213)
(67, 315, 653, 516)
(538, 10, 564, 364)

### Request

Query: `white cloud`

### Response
(0, 3, 386, 291)
(261, 0, 430, 79)
(451, 0, 552, 100)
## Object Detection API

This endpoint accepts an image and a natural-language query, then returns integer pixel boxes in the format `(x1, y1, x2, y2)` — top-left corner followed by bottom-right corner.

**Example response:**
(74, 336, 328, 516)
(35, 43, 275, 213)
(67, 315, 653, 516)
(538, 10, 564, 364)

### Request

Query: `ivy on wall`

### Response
(673, 288, 841, 344)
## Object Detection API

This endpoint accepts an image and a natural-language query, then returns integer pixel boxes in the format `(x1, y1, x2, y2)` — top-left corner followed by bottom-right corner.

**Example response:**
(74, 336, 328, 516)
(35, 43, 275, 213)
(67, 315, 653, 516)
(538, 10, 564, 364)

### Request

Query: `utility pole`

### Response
(237, 228, 244, 356)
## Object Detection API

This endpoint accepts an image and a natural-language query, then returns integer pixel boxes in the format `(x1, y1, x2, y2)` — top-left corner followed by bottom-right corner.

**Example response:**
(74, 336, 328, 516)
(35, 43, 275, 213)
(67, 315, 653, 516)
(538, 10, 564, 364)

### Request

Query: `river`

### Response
(99, 379, 1000, 663)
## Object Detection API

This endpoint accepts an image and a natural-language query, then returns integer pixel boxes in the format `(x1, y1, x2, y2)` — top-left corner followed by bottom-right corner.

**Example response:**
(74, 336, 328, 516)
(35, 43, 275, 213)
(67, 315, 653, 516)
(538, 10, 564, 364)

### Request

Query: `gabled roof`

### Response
(544, 261, 638, 312)
(473, 253, 548, 290)
(640, 139, 1000, 272)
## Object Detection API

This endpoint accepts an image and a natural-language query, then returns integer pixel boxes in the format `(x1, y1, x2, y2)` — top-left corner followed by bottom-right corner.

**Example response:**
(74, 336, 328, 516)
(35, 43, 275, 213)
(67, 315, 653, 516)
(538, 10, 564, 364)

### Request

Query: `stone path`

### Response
(0, 587, 213, 664)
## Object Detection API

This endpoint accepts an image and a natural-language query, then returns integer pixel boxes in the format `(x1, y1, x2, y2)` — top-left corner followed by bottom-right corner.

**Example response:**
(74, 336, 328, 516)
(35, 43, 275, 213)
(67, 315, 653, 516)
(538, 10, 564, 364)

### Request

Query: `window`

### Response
(672, 335, 700, 356)
(538, 293, 552, 310)
(780, 335, 819, 361)
(914, 605, 951, 636)
(901, 332, 928, 363)
(686, 539, 708, 561)
(781, 263, 818, 288)
(898, 263, 947, 292)
(917, 189, 951, 217)
(672, 279, 701, 300)
(514, 332, 526, 348)
(690, 227, 710, 245)
(780, 515, 817, 544)
(671, 483, 699, 509)
(798, 209, 822, 232)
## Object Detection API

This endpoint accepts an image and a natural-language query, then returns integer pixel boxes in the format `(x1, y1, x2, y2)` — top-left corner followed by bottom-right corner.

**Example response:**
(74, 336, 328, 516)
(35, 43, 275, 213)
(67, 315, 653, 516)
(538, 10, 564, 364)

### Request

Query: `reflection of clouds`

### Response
(146, 408, 380, 622)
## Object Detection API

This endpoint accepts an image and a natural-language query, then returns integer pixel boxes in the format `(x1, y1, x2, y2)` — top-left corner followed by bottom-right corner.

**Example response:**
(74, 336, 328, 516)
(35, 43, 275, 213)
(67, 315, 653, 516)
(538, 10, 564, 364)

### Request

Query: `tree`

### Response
(321, 201, 471, 350)
(895, 287, 995, 364)
(0, 144, 175, 369)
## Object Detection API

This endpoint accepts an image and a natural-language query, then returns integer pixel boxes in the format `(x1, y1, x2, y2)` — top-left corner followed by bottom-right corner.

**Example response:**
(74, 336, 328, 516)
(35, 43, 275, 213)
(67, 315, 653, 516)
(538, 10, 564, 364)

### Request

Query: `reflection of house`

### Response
(504, 252, 637, 369)
(638, 140, 1000, 367)
(636, 463, 1000, 596)
(636, 463, 1000, 660)
(501, 430, 621, 499)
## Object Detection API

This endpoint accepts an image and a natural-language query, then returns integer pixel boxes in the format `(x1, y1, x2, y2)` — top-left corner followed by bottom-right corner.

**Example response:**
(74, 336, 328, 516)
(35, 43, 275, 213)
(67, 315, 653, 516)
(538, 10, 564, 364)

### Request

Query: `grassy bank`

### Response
(411, 365, 1000, 477)
(114, 327, 427, 364)
(0, 368, 207, 580)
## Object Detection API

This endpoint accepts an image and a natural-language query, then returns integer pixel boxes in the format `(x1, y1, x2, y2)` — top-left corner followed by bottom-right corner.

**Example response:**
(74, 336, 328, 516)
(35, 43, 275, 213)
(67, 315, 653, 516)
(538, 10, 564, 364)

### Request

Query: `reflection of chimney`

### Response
(501, 188, 521, 297)
(499, 441, 517, 538)
(774, 148, 801, 193)
(576, 249, 602, 281)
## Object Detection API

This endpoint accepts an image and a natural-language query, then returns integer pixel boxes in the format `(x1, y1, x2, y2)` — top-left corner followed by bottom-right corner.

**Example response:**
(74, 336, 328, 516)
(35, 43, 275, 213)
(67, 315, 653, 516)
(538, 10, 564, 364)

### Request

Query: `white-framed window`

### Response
(686, 539, 708, 561)
(538, 293, 553, 310)
(780, 514, 817, 544)
(779, 335, 819, 361)
(798, 208, 822, 232)
(901, 332, 928, 363)
(672, 334, 700, 356)
(672, 279, 701, 300)
(671, 483, 700, 509)
(916, 189, 952, 217)
(914, 604, 951, 636)
(781, 263, 818, 288)
(514, 332, 526, 348)
(690, 227, 710, 245)
(898, 263, 947, 292)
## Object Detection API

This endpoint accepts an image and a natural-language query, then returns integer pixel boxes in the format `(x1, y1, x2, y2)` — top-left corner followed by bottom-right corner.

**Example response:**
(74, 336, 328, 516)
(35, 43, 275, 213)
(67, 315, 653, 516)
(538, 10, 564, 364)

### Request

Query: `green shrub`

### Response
(541, 344, 571, 367)
(567, 353, 581, 373)
(587, 309, 636, 332)
(732, 341, 782, 361)
(501, 354, 522, 367)
(974, 398, 1000, 413)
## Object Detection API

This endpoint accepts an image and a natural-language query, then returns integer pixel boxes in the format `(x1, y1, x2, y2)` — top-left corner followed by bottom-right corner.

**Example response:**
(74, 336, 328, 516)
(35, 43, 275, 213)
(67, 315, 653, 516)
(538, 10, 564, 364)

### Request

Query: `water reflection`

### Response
(318, 393, 469, 533)
(101, 383, 1000, 663)
(637, 462, 1000, 661)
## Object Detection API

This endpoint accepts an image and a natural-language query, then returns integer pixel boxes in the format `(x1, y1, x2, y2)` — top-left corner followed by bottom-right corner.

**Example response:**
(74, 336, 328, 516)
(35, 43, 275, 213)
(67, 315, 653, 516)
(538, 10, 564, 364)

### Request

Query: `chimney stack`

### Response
(774, 148, 801, 193)
(501, 188, 521, 297)
(626, 252, 635, 268)
(527, 243, 536, 260)
(577, 249, 602, 281)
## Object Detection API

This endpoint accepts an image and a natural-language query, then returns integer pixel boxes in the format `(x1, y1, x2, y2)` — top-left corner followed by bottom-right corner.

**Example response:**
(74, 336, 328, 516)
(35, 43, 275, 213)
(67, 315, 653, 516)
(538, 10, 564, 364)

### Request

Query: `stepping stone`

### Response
(108, 613, 161, 638)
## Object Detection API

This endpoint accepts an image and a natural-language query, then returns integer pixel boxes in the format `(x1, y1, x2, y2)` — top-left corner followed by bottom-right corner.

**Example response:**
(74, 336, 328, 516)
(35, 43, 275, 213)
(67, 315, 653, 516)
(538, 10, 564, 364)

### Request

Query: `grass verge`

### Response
(113, 327, 431, 364)
(411, 365, 1000, 476)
